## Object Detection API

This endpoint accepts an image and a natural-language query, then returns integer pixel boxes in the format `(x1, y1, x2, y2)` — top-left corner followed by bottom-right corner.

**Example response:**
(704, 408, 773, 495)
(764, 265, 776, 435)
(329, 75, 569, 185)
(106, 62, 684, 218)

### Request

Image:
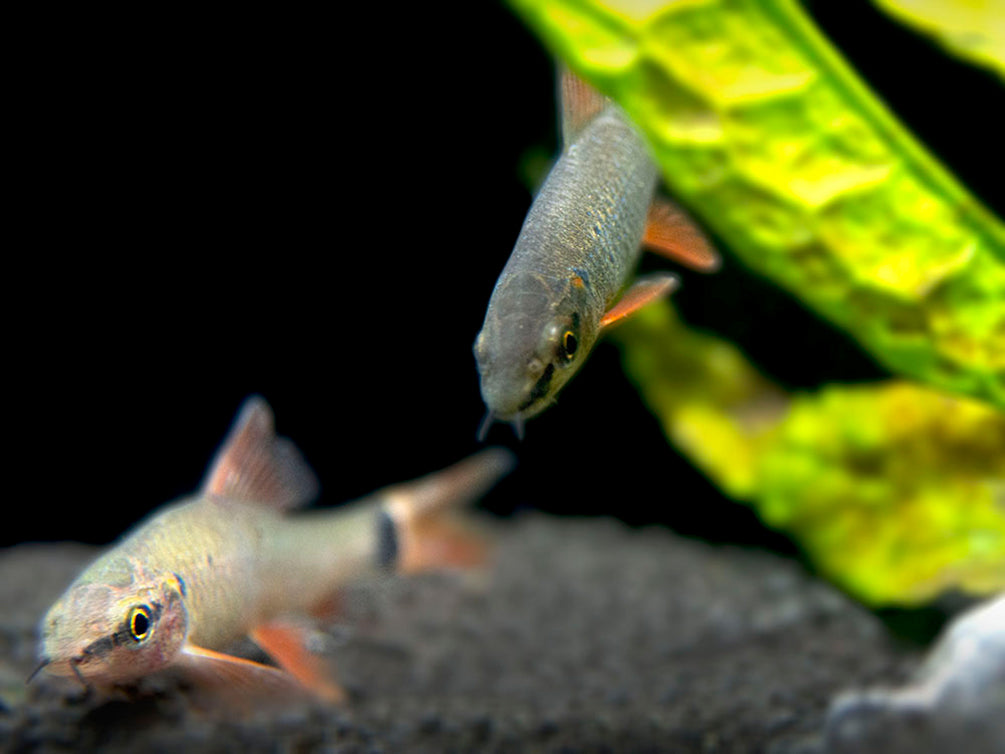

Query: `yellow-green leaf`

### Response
(873, 0, 1005, 80)
(617, 300, 1005, 605)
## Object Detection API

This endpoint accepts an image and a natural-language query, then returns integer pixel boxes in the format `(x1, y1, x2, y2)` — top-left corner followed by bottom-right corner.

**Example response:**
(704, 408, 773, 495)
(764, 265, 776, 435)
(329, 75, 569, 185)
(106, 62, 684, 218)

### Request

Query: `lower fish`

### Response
(474, 72, 720, 437)
(33, 396, 512, 702)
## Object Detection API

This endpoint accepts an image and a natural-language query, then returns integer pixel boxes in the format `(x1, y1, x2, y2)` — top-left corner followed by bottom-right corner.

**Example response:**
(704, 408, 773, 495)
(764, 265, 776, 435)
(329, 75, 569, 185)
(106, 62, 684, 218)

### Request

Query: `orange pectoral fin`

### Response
(600, 273, 680, 329)
(643, 198, 721, 272)
(176, 644, 313, 702)
(250, 622, 346, 704)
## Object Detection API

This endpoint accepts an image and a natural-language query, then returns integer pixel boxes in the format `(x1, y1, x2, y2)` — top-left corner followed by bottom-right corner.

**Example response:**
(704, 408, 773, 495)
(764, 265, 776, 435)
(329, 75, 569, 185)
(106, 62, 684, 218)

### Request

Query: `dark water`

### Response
(6, 1, 1000, 607)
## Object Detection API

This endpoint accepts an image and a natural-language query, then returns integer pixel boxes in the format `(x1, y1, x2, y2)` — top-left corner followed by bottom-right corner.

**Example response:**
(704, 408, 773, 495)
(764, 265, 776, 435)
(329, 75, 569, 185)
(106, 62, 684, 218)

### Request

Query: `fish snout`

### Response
(477, 324, 549, 413)
(29, 652, 93, 690)
(478, 361, 538, 421)
(38, 633, 100, 677)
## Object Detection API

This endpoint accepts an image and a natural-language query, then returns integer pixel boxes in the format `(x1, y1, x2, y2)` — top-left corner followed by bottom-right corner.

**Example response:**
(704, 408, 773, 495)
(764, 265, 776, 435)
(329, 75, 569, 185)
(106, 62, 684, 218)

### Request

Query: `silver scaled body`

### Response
(475, 106, 658, 423)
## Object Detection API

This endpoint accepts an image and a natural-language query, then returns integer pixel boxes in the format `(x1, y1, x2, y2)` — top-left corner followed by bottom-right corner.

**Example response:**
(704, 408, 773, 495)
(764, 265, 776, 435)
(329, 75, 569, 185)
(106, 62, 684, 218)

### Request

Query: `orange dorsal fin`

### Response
(643, 198, 721, 272)
(559, 68, 610, 147)
(202, 396, 319, 510)
(600, 273, 679, 329)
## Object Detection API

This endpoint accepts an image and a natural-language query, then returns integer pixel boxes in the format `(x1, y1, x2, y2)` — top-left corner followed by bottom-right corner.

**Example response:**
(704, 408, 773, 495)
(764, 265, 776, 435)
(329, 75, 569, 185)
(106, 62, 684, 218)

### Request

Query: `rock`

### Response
(825, 593, 1005, 754)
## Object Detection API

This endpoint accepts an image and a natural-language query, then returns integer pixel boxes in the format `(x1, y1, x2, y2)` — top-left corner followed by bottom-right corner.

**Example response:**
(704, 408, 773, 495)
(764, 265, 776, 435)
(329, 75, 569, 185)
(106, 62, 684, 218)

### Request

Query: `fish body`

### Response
(36, 397, 511, 700)
(475, 73, 718, 433)
(53, 497, 379, 655)
(476, 107, 658, 422)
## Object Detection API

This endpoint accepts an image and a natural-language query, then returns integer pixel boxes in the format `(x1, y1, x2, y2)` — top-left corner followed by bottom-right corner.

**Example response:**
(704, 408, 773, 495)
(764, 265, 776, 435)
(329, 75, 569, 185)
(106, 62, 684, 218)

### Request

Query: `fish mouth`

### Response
(478, 360, 557, 441)
(517, 363, 555, 413)
(482, 362, 555, 419)
(27, 654, 92, 690)
(37, 631, 112, 680)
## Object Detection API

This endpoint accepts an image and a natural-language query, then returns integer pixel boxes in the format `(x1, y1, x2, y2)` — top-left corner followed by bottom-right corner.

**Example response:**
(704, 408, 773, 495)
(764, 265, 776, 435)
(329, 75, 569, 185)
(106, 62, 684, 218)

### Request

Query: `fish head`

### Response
(37, 559, 189, 685)
(474, 271, 597, 431)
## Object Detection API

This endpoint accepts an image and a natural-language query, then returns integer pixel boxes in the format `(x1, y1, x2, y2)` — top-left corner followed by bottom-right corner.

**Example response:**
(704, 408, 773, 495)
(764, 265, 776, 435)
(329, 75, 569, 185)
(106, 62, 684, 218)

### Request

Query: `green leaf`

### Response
(873, 0, 1005, 80)
(617, 300, 1005, 605)
(508, 0, 1005, 411)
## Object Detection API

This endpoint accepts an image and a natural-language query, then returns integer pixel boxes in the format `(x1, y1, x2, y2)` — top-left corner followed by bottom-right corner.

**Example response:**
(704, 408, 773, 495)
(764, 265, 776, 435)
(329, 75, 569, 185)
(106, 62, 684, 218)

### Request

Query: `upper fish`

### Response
(34, 396, 512, 702)
(474, 71, 719, 437)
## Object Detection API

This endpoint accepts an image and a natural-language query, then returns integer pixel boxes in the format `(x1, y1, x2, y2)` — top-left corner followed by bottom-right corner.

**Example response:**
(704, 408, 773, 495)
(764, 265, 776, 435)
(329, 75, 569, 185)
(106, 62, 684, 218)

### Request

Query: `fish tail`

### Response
(381, 448, 514, 573)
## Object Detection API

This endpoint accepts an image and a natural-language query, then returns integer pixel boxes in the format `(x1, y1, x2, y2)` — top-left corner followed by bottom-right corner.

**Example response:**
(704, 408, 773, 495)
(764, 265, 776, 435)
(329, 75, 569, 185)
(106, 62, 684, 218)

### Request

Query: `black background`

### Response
(6, 1, 1002, 555)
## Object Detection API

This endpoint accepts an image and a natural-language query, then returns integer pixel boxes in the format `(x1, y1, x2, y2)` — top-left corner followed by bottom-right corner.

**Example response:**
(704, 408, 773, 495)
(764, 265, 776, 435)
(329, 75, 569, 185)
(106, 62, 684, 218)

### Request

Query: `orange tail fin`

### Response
(382, 448, 514, 574)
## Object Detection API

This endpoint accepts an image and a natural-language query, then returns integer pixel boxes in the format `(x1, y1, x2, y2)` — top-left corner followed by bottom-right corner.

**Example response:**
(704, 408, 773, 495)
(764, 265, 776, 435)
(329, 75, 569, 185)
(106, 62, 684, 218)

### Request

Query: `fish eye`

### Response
(128, 604, 153, 642)
(560, 330, 578, 361)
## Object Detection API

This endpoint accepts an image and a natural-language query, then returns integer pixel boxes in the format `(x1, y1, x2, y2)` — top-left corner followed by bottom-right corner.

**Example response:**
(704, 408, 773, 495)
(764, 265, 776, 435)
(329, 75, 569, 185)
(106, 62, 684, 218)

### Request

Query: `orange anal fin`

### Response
(176, 644, 313, 702)
(600, 273, 679, 329)
(250, 622, 346, 704)
(643, 198, 721, 272)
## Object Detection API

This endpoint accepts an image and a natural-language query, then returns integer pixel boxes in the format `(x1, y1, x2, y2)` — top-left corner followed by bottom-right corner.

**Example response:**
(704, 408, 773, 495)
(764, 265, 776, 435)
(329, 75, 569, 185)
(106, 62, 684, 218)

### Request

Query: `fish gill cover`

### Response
(507, 0, 1005, 605)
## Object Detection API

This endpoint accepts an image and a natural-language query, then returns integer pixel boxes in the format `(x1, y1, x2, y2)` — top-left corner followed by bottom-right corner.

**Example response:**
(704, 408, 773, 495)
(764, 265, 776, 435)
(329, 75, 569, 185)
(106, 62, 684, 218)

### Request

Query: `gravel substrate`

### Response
(1, 514, 917, 753)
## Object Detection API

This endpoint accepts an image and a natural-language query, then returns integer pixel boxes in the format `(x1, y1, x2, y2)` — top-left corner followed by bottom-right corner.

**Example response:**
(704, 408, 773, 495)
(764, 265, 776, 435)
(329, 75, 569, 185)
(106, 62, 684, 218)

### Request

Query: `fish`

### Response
(33, 396, 512, 703)
(474, 71, 720, 437)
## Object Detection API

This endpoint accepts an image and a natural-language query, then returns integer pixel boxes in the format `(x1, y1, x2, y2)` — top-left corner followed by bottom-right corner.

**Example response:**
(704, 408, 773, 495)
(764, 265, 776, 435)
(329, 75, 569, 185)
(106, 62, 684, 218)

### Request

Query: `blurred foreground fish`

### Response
(474, 72, 720, 437)
(32, 397, 512, 703)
